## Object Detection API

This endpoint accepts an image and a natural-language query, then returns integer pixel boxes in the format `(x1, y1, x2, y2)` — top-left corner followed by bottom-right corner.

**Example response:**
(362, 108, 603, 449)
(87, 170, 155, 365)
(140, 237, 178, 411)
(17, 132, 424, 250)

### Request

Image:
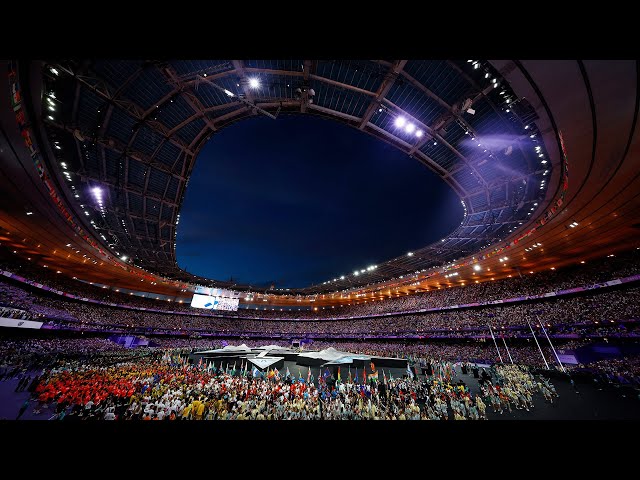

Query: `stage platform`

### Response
(190, 344, 408, 371)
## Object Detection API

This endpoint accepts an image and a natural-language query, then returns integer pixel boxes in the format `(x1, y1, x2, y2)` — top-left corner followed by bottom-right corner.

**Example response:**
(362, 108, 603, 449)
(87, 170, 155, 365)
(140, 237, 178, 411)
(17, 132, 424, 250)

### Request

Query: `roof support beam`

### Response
(54, 63, 194, 156)
(46, 121, 187, 182)
(359, 60, 407, 129)
(232, 60, 255, 104)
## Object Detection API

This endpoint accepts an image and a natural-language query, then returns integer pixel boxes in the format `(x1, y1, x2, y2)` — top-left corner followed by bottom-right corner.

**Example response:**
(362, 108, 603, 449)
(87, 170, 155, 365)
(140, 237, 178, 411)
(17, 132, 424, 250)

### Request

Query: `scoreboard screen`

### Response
(190, 293, 239, 311)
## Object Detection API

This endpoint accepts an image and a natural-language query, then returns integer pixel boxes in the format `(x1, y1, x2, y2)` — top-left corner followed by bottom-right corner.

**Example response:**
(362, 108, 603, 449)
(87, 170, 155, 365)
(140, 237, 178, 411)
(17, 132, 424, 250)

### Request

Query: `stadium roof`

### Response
(1, 59, 638, 302)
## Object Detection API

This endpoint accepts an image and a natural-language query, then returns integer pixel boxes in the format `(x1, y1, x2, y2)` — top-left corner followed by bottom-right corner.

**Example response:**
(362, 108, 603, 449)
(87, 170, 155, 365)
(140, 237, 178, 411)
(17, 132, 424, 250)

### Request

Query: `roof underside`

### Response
(39, 59, 551, 293)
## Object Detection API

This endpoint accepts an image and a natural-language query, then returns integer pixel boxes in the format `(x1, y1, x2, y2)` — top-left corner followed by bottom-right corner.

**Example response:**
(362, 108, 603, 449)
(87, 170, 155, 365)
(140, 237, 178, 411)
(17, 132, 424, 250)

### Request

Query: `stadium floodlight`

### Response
(405, 123, 415, 133)
(340, 276, 345, 280)
(394, 116, 406, 128)
(354, 271, 359, 276)
(121, 255, 128, 261)
(473, 264, 481, 271)
(248, 78, 260, 89)
(407, 252, 414, 256)
(224, 89, 235, 97)
(415, 129, 423, 138)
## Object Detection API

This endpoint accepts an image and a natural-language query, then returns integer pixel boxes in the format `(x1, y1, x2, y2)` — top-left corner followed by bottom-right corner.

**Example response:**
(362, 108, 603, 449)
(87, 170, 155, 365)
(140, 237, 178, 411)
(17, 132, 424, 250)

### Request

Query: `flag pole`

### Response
(526, 317, 550, 369)
(488, 325, 504, 364)
(501, 336, 514, 364)
(536, 314, 566, 373)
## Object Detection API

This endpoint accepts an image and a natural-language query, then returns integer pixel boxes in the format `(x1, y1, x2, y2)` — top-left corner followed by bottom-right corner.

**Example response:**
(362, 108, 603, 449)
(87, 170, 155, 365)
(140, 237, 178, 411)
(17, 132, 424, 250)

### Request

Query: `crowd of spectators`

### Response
(2, 247, 639, 321)
(13, 283, 640, 342)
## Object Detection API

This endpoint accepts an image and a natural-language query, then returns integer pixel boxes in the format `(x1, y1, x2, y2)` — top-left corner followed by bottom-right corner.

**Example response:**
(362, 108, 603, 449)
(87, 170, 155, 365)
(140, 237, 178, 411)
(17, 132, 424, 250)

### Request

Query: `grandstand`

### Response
(1, 59, 639, 421)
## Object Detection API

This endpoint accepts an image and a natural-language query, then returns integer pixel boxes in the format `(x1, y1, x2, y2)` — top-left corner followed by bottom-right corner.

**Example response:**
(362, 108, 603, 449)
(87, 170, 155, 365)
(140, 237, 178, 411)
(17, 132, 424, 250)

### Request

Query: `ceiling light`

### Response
(394, 116, 406, 128)
(405, 123, 415, 133)
(473, 264, 481, 271)
(26, 211, 33, 215)
(248, 78, 260, 89)
(415, 129, 423, 138)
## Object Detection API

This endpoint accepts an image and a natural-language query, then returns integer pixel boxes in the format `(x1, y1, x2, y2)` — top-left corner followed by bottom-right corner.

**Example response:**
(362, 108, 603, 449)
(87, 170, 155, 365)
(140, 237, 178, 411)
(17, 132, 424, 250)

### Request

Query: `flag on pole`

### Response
(286, 367, 291, 379)
(407, 363, 414, 379)
(252, 366, 260, 377)
(354, 367, 358, 384)
(307, 366, 311, 384)
(348, 366, 352, 383)
(363, 368, 367, 384)
(383, 369, 387, 385)
(337, 367, 341, 383)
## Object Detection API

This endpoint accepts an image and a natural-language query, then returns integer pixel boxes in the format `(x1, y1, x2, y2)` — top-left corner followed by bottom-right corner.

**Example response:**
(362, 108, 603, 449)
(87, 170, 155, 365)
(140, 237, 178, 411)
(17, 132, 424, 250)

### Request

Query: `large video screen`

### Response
(190, 293, 239, 311)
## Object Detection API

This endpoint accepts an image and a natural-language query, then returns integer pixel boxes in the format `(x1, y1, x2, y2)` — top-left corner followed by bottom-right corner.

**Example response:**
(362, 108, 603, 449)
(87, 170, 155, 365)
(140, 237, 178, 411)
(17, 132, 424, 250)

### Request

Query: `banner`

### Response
(0, 318, 43, 329)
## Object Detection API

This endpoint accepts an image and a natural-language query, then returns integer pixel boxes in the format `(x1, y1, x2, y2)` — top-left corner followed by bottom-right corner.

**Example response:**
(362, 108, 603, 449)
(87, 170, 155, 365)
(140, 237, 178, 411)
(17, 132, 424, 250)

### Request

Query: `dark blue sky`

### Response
(176, 115, 463, 288)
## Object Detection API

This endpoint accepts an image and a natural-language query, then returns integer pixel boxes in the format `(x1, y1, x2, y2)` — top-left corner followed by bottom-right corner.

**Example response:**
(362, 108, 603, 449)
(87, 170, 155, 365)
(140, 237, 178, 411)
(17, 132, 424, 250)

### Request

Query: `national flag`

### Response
(252, 366, 260, 377)
(348, 366, 352, 383)
(198, 357, 202, 368)
(286, 367, 291, 379)
(368, 370, 378, 383)
(363, 368, 367, 384)
(337, 367, 341, 383)
(354, 367, 358, 384)
(383, 369, 387, 385)
(407, 363, 414, 379)
(323, 368, 330, 379)
(307, 367, 311, 384)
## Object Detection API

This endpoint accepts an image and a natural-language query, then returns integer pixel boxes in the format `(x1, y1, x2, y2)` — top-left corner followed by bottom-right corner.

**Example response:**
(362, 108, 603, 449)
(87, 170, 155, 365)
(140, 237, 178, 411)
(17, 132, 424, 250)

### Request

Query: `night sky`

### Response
(176, 115, 463, 288)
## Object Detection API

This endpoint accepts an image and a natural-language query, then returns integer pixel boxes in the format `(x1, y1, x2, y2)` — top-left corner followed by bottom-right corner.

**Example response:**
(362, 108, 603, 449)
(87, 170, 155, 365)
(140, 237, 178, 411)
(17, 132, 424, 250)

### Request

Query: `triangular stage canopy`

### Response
(248, 357, 285, 370)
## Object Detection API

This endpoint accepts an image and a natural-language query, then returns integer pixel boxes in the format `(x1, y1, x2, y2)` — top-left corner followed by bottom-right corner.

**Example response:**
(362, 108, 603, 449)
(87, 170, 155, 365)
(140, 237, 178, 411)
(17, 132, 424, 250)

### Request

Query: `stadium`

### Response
(1, 58, 639, 422)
